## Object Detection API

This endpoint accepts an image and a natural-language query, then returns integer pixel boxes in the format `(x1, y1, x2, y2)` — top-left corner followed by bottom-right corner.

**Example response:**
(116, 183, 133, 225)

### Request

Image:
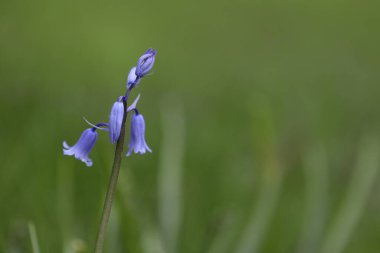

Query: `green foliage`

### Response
(1, 0, 380, 252)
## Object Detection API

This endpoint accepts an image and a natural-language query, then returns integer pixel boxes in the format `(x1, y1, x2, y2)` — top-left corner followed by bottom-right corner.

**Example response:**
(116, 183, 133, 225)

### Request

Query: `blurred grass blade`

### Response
(158, 95, 185, 253)
(235, 160, 283, 253)
(207, 213, 238, 253)
(117, 157, 163, 253)
(139, 224, 166, 253)
(296, 144, 328, 253)
(234, 94, 283, 253)
(105, 203, 122, 253)
(28, 222, 41, 253)
(320, 136, 380, 253)
(56, 158, 75, 253)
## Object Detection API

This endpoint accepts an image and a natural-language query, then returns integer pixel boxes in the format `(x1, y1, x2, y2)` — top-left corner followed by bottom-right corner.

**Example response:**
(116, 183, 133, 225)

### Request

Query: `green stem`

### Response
(94, 91, 130, 253)
(28, 221, 41, 253)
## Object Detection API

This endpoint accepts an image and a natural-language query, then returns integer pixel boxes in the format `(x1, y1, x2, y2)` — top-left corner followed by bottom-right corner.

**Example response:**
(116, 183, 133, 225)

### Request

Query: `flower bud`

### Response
(127, 66, 139, 89)
(109, 99, 124, 144)
(135, 48, 156, 78)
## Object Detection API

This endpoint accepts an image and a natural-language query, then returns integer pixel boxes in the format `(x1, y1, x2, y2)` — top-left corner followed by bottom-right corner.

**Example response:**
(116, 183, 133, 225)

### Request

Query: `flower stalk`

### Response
(94, 90, 130, 253)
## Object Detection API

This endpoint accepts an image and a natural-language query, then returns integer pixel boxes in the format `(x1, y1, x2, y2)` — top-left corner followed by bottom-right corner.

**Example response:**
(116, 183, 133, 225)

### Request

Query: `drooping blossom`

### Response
(109, 97, 124, 144)
(127, 112, 152, 156)
(63, 128, 98, 166)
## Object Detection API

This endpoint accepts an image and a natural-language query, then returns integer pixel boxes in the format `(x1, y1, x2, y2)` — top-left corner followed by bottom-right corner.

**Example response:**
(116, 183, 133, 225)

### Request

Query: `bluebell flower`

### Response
(127, 112, 152, 156)
(136, 48, 156, 78)
(109, 97, 124, 144)
(127, 66, 139, 89)
(63, 128, 98, 167)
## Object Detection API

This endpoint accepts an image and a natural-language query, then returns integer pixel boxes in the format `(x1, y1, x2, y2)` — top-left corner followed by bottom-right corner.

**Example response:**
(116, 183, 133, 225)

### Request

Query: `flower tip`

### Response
(145, 48, 157, 55)
(63, 141, 70, 150)
(83, 158, 93, 167)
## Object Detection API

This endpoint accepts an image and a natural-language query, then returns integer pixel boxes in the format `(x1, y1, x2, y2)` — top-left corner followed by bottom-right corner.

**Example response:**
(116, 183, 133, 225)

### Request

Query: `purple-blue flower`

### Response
(127, 112, 152, 156)
(63, 128, 98, 167)
(109, 98, 124, 144)
(127, 66, 139, 89)
(136, 48, 156, 78)
(63, 48, 157, 166)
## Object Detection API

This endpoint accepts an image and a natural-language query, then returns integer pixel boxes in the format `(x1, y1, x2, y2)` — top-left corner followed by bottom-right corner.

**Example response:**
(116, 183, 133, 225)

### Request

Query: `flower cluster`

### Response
(63, 48, 156, 166)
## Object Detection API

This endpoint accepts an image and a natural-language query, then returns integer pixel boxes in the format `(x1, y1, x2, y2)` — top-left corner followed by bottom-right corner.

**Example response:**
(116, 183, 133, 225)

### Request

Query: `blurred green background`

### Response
(1, 0, 380, 252)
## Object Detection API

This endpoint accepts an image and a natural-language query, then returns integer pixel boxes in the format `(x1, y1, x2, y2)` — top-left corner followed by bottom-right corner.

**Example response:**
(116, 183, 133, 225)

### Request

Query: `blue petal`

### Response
(109, 101, 124, 144)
